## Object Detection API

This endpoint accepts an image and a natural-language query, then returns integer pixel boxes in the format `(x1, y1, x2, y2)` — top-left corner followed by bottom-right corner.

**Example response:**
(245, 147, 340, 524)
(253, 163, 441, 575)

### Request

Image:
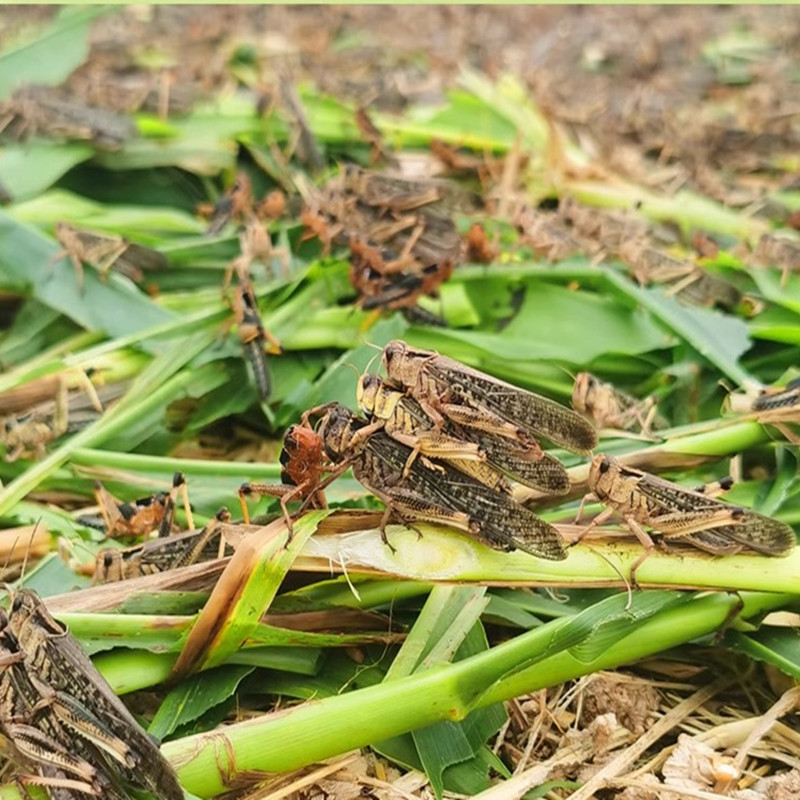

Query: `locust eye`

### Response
(598, 458, 610, 474)
(103, 552, 115, 567)
(11, 595, 24, 613)
(383, 341, 402, 367)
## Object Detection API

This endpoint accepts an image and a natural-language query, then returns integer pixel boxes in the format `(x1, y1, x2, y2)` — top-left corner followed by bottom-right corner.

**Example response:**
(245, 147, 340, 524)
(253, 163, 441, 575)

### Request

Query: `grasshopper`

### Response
(349, 240, 453, 315)
(571, 372, 663, 435)
(6, 589, 184, 800)
(358, 373, 570, 494)
(514, 205, 586, 262)
(381, 340, 598, 454)
(753, 233, 800, 287)
(581, 454, 796, 581)
(239, 424, 330, 529)
(1, 86, 136, 149)
(229, 282, 282, 401)
(728, 377, 800, 444)
(200, 172, 254, 235)
(52, 222, 167, 293)
(317, 403, 567, 560)
(0, 610, 130, 799)
(2, 381, 68, 463)
(224, 215, 290, 286)
(93, 472, 190, 542)
(93, 510, 233, 584)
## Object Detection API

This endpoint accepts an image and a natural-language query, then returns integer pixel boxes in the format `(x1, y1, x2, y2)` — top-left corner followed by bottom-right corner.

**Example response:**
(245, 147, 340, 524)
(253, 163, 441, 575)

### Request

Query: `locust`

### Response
(571, 372, 663, 435)
(94, 509, 232, 584)
(239, 424, 330, 530)
(316, 403, 567, 560)
(514, 205, 586, 262)
(52, 222, 168, 293)
(358, 373, 570, 494)
(0, 609, 130, 799)
(224, 215, 290, 286)
(381, 340, 598, 454)
(93, 472, 190, 541)
(581, 454, 796, 581)
(201, 172, 254, 235)
(1, 85, 136, 149)
(2, 379, 69, 463)
(229, 282, 282, 401)
(6, 588, 184, 800)
(728, 377, 800, 444)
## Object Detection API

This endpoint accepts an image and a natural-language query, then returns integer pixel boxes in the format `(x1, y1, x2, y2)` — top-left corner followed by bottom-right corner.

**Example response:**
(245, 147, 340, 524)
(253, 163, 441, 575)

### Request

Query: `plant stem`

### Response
(162, 591, 788, 797)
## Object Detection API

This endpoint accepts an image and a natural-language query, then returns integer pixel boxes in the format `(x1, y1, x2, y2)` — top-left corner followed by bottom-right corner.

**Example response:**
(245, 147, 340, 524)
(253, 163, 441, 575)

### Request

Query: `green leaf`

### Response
(605, 272, 754, 386)
(386, 586, 488, 680)
(0, 7, 110, 100)
(725, 628, 800, 680)
(148, 665, 255, 741)
(0, 143, 94, 201)
(0, 210, 174, 334)
(407, 282, 672, 373)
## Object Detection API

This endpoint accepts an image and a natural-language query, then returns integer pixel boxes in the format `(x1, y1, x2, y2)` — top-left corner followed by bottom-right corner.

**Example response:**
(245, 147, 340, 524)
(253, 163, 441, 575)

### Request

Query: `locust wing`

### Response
(357, 429, 566, 560)
(633, 472, 796, 556)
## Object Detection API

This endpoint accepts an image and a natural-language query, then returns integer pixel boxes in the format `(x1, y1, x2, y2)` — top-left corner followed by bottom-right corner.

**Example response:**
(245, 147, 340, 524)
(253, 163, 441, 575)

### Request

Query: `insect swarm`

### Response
(580, 454, 795, 582)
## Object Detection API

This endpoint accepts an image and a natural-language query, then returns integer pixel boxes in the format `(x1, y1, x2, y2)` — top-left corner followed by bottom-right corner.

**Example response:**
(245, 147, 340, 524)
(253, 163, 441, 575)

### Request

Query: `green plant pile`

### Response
(2, 8, 800, 799)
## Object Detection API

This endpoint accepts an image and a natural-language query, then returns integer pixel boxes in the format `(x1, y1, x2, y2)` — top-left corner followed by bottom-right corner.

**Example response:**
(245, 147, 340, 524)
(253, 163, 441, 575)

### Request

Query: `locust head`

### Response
(94, 549, 123, 584)
(357, 373, 382, 417)
(7, 588, 65, 643)
(317, 404, 360, 463)
(382, 340, 425, 388)
(587, 453, 617, 500)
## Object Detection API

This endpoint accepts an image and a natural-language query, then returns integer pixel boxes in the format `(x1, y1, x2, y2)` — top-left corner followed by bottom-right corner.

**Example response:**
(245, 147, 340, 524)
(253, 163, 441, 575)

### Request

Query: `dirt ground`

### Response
(5, 4, 800, 211)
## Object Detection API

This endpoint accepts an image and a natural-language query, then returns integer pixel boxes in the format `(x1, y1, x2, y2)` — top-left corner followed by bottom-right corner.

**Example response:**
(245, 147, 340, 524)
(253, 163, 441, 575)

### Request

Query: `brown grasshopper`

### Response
(571, 372, 663, 435)
(51, 222, 168, 293)
(2, 382, 68, 463)
(229, 282, 282, 401)
(93, 472, 190, 542)
(316, 403, 567, 560)
(6, 588, 184, 800)
(580, 454, 796, 581)
(2, 372, 105, 462)
(514, 205, 586, 262)
(94, 509, 232, 584)
(0, 609, 130, 799)
(358, 372, 570, 494)
(200, 172, 254, 235)
(1, 86, 136, 149)
(753, 233, 800, 287)
(224, 215, 290, 287)
(381, 340, 598, 454)
(239, 424, 330, 529)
